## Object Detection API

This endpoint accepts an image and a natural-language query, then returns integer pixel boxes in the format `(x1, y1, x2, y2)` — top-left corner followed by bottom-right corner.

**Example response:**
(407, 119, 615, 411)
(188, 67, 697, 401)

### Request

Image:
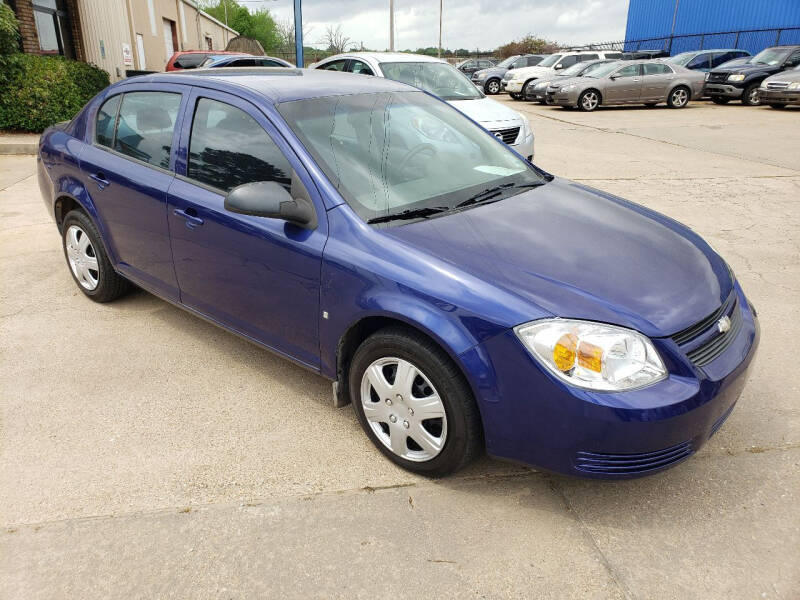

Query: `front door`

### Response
(604, 63, 642, 103)
(167, 89, 327, 368)
(79, 86, 187, 300)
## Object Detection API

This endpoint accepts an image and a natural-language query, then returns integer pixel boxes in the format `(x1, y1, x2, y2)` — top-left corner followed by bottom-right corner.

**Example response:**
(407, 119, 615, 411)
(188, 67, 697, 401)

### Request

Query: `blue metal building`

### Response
(624, 0, 800, 55)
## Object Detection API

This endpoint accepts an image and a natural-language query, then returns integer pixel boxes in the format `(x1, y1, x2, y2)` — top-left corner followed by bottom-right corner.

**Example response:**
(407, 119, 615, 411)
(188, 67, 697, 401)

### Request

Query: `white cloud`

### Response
(254, 0, 629, 51)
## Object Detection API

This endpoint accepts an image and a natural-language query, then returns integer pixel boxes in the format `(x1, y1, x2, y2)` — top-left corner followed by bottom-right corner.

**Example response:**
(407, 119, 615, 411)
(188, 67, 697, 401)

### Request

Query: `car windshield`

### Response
(750, 47, 790, 66)
(496, 56, 519, 68)
(538, 54, 563, 67)
(379, 62, 482, 100)
(666, 52, 694, 65)
(277, 91, 545, 226)
(583, 61, 621, 77)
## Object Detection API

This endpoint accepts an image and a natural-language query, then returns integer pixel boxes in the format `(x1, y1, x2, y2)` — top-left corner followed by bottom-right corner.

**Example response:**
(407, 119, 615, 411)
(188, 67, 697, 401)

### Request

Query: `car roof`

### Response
(129, 67, 415, 103)
(321, 52, 446, 64)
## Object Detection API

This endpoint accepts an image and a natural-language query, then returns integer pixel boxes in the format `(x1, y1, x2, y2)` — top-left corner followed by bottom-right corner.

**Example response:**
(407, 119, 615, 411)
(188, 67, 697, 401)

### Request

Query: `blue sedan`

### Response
(37, 68, 759, 478)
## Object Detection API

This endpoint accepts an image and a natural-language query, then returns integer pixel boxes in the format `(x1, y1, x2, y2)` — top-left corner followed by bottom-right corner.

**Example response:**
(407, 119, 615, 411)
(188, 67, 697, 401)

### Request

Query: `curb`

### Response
(0, 143, 39, 155)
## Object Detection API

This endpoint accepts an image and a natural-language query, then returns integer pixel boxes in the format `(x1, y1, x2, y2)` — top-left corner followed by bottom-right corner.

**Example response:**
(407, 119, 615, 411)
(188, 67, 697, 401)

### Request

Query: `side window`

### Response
(614, 64, 640, 78)
(785, 50, 800, 67)
(711, 52, 733, 67)
(114, 92, 181, 169)
(686, 53, 711, 70)
(320, 59, 347, 71)
(259, 59, 283, 67)
(558, 55, 578, 68)
(229, 59, 256, 67)
(581, 54, 599, 61)
(604, 52, 622, 59)
(187, 98, 292, 193)
(478, 60, 492, 68)
(511, 59, 525, 69)
(95, 95, 121, 148)
(349, 59, 374, 75)
(643, 63, 672, 75)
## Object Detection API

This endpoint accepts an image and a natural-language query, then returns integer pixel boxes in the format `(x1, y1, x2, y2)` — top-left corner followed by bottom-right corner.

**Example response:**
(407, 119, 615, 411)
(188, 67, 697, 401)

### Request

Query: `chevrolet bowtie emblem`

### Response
(717, 315, 731, 334)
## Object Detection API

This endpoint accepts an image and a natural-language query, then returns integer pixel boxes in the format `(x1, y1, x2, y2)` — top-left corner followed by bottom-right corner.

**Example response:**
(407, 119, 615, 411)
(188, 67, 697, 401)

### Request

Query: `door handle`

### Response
(173, 207, 204, 229)
(89, 172, 110, 189)
(632, 77, 641, 81)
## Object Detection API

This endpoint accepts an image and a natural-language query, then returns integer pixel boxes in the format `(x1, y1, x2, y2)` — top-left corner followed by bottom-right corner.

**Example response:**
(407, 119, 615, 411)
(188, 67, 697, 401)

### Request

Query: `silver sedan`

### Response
(545, 60, 706, 111)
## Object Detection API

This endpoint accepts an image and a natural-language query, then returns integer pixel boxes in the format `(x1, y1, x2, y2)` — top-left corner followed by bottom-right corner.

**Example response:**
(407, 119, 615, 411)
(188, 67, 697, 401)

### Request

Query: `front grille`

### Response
(766, 81, 789, 90)
(671, 295, 735, 346)
(490, 127, 520, 144)
(707, 72, 728, 83)
(575, 440, 693, 475)
(686, 301, 742, 366)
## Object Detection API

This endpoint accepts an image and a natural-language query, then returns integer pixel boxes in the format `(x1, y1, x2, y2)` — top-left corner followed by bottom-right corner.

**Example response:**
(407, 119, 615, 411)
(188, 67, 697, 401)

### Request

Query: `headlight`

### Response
(788, 82, 800, 90)
(511, 72, 524, 80)
(561, 84, 575, 92)
(727, 74, 745, 82)
(475, 73, 486, 80)
(514, 319, 667, 391)
(534, 81, 549, 90)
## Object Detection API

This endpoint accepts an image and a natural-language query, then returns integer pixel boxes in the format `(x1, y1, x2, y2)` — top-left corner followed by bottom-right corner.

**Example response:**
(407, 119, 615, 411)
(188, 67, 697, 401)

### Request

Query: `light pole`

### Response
(438, 0, 442, 58)
(294, 0, 303, 66)
(389, 0, 394, 51)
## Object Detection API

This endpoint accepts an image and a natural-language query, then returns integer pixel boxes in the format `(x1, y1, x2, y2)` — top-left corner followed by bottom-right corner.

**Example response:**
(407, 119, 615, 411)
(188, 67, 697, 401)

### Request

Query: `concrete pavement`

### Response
(1, 100, 799, 599)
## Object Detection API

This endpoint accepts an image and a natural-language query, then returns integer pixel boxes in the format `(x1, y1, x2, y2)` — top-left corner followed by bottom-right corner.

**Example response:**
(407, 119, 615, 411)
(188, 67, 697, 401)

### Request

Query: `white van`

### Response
(502, 51, 623, 99)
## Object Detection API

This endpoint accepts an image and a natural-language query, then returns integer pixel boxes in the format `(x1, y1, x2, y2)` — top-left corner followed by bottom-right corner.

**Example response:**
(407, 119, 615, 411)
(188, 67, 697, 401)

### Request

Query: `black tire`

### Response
(509, 92, 521, 100)
(349, 326, 483, 477)
(667, 85, 690, 108)
(522, 79, 536, 100)
(742, 83, 761, 106)
(768, 103, 786, 109)
(62, 209, 130, 302)
(710, 96, 730, 105)
(578, 89, 601, 111)
(484, 78, 501, 95)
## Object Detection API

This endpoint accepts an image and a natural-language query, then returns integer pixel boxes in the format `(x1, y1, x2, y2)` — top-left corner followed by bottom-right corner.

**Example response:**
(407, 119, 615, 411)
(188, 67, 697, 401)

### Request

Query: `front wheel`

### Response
(509, 92, 521, 100)
(742, 83, 761, 106)
(349, 327, 483, 477)
(667, 86, 690, 108)
(578, 89, 600, 111)
(485, 79, 501, 95)
(62, 210, 130, 302)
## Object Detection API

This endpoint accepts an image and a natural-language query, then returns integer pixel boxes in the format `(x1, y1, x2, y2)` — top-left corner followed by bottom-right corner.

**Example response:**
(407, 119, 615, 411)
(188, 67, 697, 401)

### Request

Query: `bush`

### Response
(0, 54, 110, 132)
(0, 3, 20, 55)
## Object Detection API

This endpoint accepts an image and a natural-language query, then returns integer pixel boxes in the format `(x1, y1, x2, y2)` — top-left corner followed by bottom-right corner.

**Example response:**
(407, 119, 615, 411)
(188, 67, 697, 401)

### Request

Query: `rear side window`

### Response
(580, 54, 599, 61)
(113, 92, 181, 170)
(187, 98, 292, 192)
(604, 52, 622, 59)
(643, 63, 672, 75)
(95, 95, 121, 148)
(319, 59, 347, 71)
(349, 59, 374, 75)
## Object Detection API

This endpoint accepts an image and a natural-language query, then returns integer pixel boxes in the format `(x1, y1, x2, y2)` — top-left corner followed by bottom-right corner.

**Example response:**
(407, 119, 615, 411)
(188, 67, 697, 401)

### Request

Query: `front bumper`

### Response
(757, 88, 800, 104)
(459, 283, 759, 479)
(510, 132, 534, 161)
(704, 83, 744, 98)
(545, 88, 579, 106)
(503, 79, 524, 93)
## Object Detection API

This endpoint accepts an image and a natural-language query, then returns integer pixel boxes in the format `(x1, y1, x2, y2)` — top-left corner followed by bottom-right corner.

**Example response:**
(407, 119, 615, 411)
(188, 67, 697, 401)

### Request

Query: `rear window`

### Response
(173, 54, 208, 69)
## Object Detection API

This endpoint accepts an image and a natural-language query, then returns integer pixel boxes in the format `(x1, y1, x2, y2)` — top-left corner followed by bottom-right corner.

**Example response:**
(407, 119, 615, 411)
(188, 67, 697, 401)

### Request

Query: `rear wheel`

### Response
(485, 79, 501, 95)
(349, 327, 482, 477)
(742, 83, 761, 106)
(710, 96, 730, 105)
(62, 210, 130, 302)
(667, 86, 690, 108)
(578, 89, 600, 111)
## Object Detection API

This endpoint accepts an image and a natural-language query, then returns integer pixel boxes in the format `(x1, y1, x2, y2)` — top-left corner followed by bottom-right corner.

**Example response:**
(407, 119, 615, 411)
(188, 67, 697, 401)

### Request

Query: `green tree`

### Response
(0, 3, 21, 55)
(200, 0, 279, 53)
(496, 34, 560, 58)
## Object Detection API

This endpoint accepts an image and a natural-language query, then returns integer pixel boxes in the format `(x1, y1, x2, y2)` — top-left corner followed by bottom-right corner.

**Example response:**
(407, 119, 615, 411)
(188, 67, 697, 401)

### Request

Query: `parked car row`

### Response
(486, 45, 800, 111)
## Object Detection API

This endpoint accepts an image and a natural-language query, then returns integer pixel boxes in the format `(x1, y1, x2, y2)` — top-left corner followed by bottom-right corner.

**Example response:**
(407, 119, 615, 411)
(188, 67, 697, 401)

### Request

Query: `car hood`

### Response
(548, 76, 590, 89)
(764, 69, 800, 83)
(474, 67, 506, 78)
(383, 178, 732, 337)
(449, 97, 523, 125)
(712, 63, 780, 75)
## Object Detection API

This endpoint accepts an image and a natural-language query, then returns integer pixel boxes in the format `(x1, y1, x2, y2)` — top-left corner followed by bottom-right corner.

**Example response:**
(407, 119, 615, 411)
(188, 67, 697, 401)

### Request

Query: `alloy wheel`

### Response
(747, 87, 760, 105)
(65, 225, 99, 290)
(671, 88, 688, 107)
(360, 357, 447, 462)
(581, 91, 599, 111)
(487, 80, 500, 94)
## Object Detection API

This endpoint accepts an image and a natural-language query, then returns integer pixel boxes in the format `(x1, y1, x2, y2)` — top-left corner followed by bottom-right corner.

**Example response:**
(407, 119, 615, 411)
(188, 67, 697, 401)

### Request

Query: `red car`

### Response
(165, 50, 247, 71)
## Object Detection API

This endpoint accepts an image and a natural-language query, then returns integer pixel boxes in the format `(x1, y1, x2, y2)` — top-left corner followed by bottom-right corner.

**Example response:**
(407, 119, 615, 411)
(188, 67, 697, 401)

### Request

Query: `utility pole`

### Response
(294, 0, 303, 67)
(438, 0, 442, 58)
(389, 0, 394, 51)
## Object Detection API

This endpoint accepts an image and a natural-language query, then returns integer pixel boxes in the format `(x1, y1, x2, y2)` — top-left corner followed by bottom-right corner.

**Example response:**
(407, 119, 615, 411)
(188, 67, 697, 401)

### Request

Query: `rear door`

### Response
(604, 63, 642, 103)
(166, 88, 327, 367)
(79, 84, 189, 300)
(641, 63, 675, 101)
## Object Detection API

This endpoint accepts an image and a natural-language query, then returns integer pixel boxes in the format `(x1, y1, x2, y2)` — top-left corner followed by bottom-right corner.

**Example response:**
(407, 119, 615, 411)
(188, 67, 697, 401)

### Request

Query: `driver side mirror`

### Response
(554, 63, 564, 70)
(224, 181, 316, 229)
(609, 74, 619, 80)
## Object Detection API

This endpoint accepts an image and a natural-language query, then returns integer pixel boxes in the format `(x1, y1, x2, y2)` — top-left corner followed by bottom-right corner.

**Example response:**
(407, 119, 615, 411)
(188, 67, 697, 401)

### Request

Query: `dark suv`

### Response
(471, 54, 544, 95)
(704, 45, 800, 106)
(456, 58, 497, 77)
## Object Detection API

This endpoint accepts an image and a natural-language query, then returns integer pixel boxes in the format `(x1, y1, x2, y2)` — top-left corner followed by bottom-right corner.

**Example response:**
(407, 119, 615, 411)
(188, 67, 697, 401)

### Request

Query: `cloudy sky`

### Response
(245, 0, 630, 51)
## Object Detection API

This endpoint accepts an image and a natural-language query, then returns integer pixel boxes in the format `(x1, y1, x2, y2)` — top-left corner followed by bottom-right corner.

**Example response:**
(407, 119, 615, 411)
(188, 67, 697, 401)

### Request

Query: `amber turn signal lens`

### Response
(578, 341, 603, 373)
(553, 333, 577, 372)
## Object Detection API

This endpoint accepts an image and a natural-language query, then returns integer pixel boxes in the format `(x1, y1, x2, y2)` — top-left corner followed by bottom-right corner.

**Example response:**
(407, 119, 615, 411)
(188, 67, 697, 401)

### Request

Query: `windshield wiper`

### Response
(367, 206, 449, 224)
(455, 182, 543, 209)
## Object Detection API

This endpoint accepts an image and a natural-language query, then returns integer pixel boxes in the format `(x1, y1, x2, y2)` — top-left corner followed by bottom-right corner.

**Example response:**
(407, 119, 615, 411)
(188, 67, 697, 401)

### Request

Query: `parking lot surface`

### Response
(1, 99, 799, 599)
